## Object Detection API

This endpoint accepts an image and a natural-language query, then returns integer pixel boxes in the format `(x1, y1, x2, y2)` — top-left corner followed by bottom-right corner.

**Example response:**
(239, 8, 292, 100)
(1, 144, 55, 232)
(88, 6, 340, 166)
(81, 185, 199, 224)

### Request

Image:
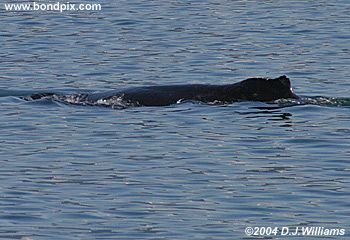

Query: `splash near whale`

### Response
(22, 75, 298, 108)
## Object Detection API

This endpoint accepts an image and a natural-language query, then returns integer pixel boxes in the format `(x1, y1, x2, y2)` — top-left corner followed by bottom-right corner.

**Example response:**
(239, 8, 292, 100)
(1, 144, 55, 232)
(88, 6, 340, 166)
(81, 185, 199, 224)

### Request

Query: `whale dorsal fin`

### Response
(275, 75, 291, 88)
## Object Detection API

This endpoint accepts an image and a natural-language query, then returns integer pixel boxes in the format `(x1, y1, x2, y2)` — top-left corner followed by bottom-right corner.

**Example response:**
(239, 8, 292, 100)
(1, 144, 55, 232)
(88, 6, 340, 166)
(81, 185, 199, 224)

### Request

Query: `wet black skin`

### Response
(26, 75, 298, 106)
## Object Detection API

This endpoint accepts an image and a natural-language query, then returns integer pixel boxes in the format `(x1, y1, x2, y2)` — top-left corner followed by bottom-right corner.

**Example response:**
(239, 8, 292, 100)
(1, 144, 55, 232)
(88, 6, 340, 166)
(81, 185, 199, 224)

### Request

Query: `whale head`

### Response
(238, 75, 298, 101)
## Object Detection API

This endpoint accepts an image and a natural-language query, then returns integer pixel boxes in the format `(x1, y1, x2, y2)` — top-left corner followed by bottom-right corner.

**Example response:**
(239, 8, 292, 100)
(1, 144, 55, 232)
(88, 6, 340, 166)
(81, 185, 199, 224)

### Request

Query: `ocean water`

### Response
(1, 1, 350, 239)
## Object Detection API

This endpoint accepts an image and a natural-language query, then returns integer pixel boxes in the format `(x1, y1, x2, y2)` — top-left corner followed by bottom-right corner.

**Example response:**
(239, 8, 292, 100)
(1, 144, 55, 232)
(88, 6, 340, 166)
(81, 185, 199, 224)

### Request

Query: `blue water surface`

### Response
(1, 1, 350, 239)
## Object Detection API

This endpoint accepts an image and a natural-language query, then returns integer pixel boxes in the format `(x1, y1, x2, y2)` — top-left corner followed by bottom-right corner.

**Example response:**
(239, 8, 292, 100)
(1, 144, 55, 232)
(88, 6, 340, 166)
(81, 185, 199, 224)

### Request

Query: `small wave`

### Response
(95, 96, 139, 109)
(54, 94, 138, 109)
(59, 94, 89, 105)
(274, 97, 350, 107)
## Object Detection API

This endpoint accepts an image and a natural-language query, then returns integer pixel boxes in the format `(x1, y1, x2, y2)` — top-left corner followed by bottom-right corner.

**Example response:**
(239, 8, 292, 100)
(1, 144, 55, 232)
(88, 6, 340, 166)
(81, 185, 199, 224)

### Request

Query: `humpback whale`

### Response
(24, 75, 298, 107)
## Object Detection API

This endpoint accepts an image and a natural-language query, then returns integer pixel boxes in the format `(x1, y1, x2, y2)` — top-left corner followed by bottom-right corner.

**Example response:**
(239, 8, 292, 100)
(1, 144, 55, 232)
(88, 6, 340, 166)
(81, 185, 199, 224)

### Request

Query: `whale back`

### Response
(21, 75, 299, 106)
